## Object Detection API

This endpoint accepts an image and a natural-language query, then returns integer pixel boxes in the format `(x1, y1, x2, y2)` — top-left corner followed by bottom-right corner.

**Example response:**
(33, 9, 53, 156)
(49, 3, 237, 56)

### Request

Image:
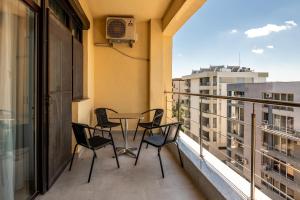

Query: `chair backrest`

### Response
(95, 108, 110, 127)
(152, 109, 164, 127)
(163, 123, 181, 144)
(72, 123, 90, 147)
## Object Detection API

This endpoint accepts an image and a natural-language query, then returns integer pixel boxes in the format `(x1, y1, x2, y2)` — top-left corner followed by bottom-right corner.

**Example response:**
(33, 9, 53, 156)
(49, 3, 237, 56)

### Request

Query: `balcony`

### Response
(37, 133, 205, 200)
(261, 123, 300, 140)
(2, 1, 300, 200)
(261, 145, 300, 168)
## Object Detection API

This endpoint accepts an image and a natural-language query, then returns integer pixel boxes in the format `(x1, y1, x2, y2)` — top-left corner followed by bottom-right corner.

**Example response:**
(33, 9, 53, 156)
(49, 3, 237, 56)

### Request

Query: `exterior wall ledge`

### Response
(167, 132, 272, 200)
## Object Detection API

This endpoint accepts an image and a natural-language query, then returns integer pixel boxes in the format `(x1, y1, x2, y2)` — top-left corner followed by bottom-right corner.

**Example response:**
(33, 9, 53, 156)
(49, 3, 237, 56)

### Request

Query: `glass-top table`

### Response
(109, 113, 143, 158)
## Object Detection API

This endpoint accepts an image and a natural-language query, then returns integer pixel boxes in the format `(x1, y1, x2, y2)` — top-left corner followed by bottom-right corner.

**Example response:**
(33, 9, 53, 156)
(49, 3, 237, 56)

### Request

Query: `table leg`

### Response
(116, 118, 137, 158)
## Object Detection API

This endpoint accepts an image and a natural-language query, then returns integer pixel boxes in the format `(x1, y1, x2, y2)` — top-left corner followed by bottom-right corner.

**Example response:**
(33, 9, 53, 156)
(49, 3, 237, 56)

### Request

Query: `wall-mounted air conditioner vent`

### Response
(106, 17, 135, 47)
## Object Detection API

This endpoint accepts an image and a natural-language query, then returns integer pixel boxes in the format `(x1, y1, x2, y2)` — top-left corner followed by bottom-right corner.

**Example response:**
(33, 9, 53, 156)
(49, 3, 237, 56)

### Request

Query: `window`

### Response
(213, 118, 217, 128)
(281, 93, 287, 101)
(281, 138, 287, 154)
(274, 93, 280, 100)
(72, 38, 84, 100)
(213, 132, 217, 142)
(213, 104, 217, 114)
(239, 124, 244, 137)
(49, 0, 69, 26)
(287, 165, 294, 181)
(239, 108, 244, 121)
(288, 94, 294, 101)
(287, 187, 294, 199)
(213, 76, 217, 85)
(203, 130, 210, 141)
(274, 135, 280, 151)
(280, 183, 286, 198)
(263, 112, 269, 123)
(287, 117, 294, 131)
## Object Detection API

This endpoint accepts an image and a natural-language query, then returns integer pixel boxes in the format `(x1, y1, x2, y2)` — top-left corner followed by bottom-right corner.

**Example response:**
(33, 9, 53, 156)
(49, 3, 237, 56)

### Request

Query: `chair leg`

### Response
(176, 143, 184, 168)
(69, 144, 78, 171)
(111, 141, 120, 168)
(135, 141, 144, 166)
(158, 148, 164, 178)
(133, 124, 139, 141)
(146, 130, 154, 149)
(88, 151, 96, 183)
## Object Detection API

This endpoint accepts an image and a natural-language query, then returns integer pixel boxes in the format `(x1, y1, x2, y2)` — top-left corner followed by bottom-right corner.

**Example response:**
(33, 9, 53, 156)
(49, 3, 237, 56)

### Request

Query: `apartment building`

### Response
(227, 82, 300, 200)
(172, 78, 191, 130)
(182, 65, 268, 160)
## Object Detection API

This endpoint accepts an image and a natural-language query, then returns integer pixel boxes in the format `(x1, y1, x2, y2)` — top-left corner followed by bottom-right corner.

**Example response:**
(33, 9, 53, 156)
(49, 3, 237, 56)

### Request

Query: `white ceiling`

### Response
(86, 0, 172, 21)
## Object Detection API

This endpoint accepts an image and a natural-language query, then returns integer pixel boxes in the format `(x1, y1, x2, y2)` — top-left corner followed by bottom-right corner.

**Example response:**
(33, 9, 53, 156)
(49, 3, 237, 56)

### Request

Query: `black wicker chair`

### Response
(69, 123, 119, 183)
(94, 108, 125, 139)
(132, 109, 164, 141)
(134, 122, 183, 178)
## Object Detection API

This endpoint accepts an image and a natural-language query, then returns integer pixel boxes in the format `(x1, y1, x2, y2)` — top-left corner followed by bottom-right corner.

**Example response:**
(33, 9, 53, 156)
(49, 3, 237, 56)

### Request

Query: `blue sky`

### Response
(173, 0, 300, 81)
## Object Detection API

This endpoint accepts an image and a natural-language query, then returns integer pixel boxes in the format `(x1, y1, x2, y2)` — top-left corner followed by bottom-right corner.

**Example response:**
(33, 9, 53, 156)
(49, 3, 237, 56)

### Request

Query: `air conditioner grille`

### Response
(107, 19, 126, 38)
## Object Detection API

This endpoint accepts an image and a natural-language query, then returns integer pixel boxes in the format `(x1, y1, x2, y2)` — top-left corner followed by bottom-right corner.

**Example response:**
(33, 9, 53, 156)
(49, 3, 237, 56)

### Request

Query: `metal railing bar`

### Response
(168, 112, 300, 173)
(165, 91, 300, 107)
(169, 103, 300, 141)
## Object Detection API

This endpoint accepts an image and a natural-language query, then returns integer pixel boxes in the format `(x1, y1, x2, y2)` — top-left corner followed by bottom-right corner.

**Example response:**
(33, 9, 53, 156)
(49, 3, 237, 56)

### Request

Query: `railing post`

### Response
(177, 94, 180, 122)
(200, 98, 203, 158)
(250, 103, 256, 200)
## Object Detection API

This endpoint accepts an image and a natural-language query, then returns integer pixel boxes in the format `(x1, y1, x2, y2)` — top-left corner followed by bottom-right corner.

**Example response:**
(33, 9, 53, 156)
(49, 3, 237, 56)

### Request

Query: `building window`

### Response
(203, 130, 210, 141)
(288, 94, 294, 101)
(239, 108, 244, 121)
(213, 132, 217, 142)
(213, 118, 217, 128)
(213, 104, 217, 114)
(287, 187, 294, 199)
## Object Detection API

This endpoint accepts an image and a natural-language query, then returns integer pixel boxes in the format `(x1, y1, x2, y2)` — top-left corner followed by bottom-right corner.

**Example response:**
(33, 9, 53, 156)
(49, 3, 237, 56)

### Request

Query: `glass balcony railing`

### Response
(165, 91, 300, 200)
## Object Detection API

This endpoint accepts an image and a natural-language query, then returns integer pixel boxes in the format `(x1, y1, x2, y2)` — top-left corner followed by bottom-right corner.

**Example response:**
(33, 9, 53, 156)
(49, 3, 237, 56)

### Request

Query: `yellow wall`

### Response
(74, 0, 206, 130)
(93, 18, 150, 129)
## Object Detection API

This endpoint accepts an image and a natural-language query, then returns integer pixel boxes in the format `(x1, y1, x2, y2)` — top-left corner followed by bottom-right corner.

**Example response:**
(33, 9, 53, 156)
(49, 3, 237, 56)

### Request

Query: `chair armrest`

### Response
(141, 109, 160, 115)
(106, 108, 118, 113)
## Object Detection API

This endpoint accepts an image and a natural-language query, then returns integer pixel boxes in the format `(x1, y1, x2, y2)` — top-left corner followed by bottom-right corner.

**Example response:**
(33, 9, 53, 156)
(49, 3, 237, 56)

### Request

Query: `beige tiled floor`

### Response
(37, 132, 206, 200)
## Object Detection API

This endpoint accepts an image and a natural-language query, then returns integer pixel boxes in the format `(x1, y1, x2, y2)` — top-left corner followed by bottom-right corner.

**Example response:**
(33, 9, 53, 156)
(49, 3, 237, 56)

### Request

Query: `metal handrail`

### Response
(165, 91, 300, 107)
(165, 91, 300, 200)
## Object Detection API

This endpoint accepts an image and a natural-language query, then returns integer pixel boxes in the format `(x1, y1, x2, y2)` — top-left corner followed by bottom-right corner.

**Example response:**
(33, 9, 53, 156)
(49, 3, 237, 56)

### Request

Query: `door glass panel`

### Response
(0, 0, 36, 199)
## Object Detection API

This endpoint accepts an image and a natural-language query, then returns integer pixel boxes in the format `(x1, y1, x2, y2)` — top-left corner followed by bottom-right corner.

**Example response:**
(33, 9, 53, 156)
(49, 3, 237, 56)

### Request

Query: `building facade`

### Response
(182, 65, 268, 160)
(172, 78, 190, 129)
(227, 82, 300, 200)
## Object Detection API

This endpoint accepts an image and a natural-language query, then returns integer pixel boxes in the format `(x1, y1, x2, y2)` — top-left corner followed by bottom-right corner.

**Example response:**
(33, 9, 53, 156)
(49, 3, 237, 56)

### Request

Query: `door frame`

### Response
(18, 0, 89, 196)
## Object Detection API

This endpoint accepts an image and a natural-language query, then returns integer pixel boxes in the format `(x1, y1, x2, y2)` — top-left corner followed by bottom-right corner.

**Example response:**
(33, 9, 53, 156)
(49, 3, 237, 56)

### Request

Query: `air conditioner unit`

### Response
(265, 93, 273, 99)
(106, 17, 136, 47)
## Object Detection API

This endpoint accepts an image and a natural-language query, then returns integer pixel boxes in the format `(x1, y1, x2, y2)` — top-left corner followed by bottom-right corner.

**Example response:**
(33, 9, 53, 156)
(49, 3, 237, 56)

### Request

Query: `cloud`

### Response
(266, 45, 274, 49)
(245, 21, 297, 38)
(285, 20, 297, 26)
(252, 48, 264, 54)
(230, 29, 238, 34)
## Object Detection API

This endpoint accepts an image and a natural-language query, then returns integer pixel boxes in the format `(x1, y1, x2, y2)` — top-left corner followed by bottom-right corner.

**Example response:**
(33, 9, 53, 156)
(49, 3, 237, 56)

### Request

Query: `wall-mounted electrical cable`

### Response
(95, 43, 149, 62)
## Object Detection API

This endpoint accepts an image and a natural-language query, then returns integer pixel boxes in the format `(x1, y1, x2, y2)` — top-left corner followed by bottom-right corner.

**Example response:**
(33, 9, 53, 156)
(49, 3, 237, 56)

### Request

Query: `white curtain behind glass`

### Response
(0, 0, 19, 199)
